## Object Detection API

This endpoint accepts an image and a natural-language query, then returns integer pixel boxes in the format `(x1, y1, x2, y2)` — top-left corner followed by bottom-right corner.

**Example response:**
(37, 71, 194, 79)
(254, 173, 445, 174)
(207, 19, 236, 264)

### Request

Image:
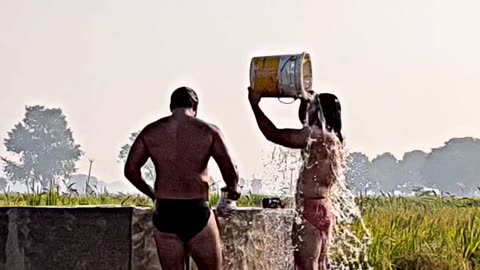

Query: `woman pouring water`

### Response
(247, 87, 344, 270)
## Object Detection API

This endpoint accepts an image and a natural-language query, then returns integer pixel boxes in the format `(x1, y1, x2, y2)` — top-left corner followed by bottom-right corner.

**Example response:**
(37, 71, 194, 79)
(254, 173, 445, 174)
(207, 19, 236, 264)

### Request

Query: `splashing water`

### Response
(258, 137, 372, 269)
(326, 147, 372, 270)
(218, 208, 296, 270)
(259, 144, 302, 196)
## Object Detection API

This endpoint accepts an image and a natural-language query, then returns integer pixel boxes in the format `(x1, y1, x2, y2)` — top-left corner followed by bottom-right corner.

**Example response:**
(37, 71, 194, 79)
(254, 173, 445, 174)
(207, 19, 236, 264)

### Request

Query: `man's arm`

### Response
(124, 132, 156, 201)
(210, 126, 239, 194)
(250, 101, 310, 149)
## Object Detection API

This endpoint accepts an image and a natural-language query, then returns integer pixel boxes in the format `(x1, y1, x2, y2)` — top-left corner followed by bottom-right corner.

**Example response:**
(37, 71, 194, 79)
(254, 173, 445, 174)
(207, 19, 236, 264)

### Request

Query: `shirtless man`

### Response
(247, 87, 344, 270)
(124, 86, 241, 270)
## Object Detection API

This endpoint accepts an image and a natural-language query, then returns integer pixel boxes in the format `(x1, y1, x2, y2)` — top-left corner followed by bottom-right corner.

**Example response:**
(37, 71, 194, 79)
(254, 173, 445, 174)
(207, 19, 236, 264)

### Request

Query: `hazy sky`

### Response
(1, 0, 480, 183)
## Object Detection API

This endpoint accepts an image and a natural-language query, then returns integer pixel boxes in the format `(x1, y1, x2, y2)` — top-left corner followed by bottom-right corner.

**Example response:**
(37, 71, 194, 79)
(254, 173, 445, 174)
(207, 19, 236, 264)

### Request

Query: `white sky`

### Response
(1, 0, 480, 183)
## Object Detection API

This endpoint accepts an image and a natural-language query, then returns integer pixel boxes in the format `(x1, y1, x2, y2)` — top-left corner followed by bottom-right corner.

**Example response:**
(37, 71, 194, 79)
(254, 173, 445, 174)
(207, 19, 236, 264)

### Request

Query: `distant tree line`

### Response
(345, 137, 480, 197)
(2, 105, 480, 197)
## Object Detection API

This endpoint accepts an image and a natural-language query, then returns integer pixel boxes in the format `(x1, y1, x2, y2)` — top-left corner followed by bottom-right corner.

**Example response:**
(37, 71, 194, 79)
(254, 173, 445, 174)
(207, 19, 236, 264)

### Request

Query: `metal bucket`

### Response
(249, 52, 313, 99)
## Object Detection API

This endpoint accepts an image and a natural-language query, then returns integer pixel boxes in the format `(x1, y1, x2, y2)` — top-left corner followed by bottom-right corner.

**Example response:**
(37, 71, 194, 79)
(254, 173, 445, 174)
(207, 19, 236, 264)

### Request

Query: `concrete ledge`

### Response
(0, 207, 295, 270)
(0, 207, 132, 270)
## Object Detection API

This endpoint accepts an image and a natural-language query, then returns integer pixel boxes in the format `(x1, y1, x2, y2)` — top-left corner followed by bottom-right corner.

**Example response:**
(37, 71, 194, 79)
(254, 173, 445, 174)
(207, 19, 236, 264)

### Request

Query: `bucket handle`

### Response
(277, 97, 297, 104)
(277, 88, 315, 104)
(275, 56, 296, 90)
(275, 55, 302, 105)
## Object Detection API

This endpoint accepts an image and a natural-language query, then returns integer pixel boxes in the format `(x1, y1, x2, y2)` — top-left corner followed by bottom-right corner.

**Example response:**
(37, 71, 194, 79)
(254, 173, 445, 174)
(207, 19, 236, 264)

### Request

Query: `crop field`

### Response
(1, 192, 479, 270)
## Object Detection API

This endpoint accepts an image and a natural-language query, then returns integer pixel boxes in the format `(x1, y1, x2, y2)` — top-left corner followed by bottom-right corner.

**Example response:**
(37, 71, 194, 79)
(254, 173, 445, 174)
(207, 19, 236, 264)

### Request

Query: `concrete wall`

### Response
(0, 207, 295, 270)
(0, 207, 132, 270)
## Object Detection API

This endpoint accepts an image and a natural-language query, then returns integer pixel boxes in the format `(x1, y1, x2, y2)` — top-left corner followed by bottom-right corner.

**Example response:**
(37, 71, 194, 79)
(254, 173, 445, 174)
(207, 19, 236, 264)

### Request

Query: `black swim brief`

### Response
(152, 198, 211, 243)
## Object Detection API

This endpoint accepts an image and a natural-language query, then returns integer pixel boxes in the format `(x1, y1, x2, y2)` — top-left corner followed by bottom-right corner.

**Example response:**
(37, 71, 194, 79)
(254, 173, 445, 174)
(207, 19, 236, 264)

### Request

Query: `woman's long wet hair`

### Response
(319, 93, 343, 143)
(298, 93, 344, 143)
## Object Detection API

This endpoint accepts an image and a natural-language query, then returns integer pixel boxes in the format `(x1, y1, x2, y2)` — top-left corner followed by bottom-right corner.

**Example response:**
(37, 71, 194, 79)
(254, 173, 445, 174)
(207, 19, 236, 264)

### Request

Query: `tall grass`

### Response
(0, 192, 152, 207)
(208, 193, 266, 208)
(357, 196, 480, 270)
(1, 192, 479, 269)
(0, 192, 267, 207)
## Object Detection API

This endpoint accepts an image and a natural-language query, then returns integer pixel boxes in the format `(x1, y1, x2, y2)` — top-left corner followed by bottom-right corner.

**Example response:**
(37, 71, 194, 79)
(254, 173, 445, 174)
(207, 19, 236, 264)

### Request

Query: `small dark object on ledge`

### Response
(262, 197, 285, 209)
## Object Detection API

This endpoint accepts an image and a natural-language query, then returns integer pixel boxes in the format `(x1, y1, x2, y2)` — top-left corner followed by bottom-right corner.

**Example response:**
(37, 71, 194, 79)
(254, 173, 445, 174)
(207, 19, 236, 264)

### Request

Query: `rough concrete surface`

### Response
(0, 207, 295, 270)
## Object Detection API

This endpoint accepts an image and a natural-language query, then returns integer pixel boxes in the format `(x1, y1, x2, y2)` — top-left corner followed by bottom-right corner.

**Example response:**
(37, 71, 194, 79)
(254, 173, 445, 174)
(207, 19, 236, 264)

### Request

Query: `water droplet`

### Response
(295, 216, 303, 225)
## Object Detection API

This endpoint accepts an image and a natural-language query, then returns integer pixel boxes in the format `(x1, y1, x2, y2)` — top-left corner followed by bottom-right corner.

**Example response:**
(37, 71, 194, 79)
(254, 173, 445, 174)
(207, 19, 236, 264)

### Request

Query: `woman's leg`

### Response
(292, 220, 322, 270)
(318, 213, 334, 270)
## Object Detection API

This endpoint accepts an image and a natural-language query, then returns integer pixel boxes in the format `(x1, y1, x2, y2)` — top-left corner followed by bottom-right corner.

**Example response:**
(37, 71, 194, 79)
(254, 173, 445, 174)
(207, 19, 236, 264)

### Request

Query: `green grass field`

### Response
(357, 196, 480, 270)
(1, 192, 479, 270)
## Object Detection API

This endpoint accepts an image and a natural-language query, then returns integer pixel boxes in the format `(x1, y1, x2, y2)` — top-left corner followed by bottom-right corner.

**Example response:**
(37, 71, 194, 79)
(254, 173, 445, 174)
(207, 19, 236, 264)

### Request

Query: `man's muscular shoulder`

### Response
(133, 117, 172, 142)
(139, 117, 168, 132)
(188, 117, 222, 135)
(138, 116, 221, 139)
(206, 123, 228, 140)
(207, 123, 221, 133)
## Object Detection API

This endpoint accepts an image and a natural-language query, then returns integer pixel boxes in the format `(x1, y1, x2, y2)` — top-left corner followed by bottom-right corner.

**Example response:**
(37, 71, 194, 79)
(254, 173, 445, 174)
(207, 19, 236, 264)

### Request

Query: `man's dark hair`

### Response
(169, 86, 199, 112)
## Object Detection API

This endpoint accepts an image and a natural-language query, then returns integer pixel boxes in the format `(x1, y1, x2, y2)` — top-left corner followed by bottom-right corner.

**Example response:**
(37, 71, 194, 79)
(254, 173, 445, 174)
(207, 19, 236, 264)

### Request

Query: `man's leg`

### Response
(154, 230, 186, 270)
(187, 210, 223, 270)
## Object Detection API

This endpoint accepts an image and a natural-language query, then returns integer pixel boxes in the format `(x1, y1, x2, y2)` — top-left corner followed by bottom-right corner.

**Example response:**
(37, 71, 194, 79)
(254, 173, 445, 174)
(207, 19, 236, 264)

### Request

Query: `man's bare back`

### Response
(137, 113, 237, 200)
(124, 86, 240, 270)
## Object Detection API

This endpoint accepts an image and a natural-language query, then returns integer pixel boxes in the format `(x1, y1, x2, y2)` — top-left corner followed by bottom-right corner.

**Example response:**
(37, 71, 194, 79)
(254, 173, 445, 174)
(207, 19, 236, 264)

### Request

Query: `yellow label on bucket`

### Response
(250, 56, 281, 97)
(250, 52, 312, 99)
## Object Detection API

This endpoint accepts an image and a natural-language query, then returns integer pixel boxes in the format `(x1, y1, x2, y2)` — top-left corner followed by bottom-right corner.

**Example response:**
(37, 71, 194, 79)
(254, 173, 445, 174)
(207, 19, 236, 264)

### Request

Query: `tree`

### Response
(345, 152, 375, 194)
(118, 131, 156, 184)
(421, 137, 480, 196)
(369, 152, 399, 192)
(68, 174, 101, 195)
(398, 150, 427, 191)
(2, 105, 82, 191)
(0, 177, 7, 191)
(251, 177, 263, 194)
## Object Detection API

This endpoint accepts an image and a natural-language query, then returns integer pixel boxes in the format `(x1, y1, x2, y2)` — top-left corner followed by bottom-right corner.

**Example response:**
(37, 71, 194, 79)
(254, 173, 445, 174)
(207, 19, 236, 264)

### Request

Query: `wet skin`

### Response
(248, 88, 343, 270)
(124, 108, 240, 270)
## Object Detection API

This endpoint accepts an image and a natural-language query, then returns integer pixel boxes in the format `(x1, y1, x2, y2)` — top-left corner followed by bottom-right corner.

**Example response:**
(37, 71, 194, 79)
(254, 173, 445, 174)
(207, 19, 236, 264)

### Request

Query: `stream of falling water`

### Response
(257, 140, 373, 269)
